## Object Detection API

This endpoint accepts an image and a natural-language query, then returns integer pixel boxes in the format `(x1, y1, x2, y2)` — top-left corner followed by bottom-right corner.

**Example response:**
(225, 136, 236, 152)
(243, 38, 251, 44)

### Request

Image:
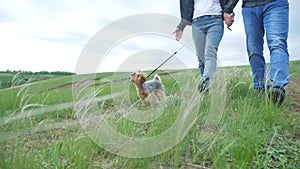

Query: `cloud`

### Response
(0, 10, 14, 23)
(100, 49, 189, 73)
(97, 36, 195, 72)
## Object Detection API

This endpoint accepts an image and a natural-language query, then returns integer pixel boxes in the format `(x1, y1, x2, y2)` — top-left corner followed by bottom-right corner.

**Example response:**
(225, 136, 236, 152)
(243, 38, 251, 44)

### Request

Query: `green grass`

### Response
(0, 72, 69, 90)
(0, 61, 299, 168)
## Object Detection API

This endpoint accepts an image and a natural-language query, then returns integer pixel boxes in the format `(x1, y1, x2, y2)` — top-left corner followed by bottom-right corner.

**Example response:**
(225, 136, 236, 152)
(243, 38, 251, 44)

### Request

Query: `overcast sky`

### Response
(0, 0, 299, 73)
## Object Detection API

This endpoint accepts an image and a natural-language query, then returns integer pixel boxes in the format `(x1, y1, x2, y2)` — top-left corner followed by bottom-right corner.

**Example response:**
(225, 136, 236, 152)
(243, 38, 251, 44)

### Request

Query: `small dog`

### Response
(130, 71, 165, 105)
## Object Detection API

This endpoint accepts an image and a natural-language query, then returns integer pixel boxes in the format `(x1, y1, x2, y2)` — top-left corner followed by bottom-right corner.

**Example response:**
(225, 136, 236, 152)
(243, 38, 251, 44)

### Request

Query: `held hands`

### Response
(223, 13, 235, 31)
(173, 28, 183, 41)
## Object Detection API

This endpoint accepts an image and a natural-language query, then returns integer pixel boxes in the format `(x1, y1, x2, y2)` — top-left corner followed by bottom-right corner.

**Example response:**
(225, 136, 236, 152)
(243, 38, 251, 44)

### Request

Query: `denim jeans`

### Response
(192, 15, 224, 80)
(242, 0, 290, 88)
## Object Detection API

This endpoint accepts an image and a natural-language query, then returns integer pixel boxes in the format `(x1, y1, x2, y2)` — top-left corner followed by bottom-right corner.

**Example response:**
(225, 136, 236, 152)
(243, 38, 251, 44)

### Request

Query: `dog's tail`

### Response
(153, 74, 161, 81)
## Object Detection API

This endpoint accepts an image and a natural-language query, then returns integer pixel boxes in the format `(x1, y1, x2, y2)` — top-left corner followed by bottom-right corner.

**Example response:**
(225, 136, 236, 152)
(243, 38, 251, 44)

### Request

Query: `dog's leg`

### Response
(153, 89, 165, 101)
(142, 97, 150, 106)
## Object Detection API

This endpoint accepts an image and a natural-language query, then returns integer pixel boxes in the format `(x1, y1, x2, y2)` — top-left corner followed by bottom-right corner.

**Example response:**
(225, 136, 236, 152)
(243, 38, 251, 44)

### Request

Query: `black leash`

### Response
(146, 39, 192, 79)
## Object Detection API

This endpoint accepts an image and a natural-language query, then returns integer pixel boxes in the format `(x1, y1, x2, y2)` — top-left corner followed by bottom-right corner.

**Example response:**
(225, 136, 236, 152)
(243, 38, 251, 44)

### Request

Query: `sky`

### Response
(0, 0, 299, 73)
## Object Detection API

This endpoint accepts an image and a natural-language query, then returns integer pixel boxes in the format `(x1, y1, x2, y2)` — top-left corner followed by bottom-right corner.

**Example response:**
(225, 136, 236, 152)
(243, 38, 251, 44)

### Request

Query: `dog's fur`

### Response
(130, 71, 165, 105)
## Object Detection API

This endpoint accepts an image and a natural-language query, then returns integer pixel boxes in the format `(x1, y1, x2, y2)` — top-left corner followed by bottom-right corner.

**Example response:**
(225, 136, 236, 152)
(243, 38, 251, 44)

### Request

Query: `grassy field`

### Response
(0, 71, 75, 90)
(0, 61, 299, 168)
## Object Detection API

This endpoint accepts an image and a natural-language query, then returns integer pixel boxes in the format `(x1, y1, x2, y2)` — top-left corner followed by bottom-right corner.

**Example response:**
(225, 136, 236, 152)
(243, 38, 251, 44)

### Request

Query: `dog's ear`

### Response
(130, 72, 136, 82)
(154, 74, 161, 81)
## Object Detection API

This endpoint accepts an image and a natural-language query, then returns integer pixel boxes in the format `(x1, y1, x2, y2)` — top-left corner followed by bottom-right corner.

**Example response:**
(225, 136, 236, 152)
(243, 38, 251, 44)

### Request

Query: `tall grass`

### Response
(0, 61, 299, 168)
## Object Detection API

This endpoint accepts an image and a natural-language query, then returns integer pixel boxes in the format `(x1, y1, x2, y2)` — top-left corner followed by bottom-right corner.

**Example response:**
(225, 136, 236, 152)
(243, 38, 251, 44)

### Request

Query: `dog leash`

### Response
(146, 38, 193, 79)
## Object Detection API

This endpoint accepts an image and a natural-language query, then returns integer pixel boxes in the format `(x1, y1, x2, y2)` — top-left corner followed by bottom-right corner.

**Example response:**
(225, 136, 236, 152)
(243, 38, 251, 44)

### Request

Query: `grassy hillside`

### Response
(0, 71, 74, 89)
(0, 61, 299, 168)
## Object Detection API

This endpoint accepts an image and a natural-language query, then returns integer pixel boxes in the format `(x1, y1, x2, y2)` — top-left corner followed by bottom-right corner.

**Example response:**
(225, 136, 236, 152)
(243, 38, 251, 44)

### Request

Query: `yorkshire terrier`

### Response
(130, 71, 165, 105)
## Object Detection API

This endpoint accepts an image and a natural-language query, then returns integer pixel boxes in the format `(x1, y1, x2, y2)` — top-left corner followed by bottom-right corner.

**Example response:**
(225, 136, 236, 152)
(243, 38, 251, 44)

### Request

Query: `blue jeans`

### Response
(242, 0, 290, 89)
(192, 15, 224, 80)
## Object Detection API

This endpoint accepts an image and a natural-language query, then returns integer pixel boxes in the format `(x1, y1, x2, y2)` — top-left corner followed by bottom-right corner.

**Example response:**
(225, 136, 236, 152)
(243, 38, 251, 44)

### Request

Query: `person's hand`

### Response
(173, 28, 183, 41)
(223, 13, 234, 31)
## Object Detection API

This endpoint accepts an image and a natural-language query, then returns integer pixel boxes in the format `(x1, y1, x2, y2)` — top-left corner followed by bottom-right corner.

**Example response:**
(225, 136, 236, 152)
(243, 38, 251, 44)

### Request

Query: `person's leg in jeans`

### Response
(192, 16, 224, 80)
(242, 7, 266, 89)
(203, 16, 224, 80)
(264, 0, 290, 88)
(192, 16, 223, 93)
(192, 19, 206, 78)
(263, 0, 289, 104)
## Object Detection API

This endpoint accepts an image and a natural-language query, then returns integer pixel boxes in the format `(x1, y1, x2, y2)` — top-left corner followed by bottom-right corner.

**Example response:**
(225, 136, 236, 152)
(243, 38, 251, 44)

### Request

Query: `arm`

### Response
(174, 0, 194, 41)
(221, 0, 239, 14)
(177, 0, 194, 31)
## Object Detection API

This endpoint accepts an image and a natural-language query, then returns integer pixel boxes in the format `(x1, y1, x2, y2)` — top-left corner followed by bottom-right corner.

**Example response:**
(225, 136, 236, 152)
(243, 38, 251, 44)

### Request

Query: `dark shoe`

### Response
(198, 78, 210, 94)
(268, 86, 286, 105)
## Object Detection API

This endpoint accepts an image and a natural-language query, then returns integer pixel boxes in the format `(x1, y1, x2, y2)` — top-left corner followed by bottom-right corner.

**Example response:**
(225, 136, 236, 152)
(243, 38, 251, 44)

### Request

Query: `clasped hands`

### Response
(223, 12, 235, 31)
